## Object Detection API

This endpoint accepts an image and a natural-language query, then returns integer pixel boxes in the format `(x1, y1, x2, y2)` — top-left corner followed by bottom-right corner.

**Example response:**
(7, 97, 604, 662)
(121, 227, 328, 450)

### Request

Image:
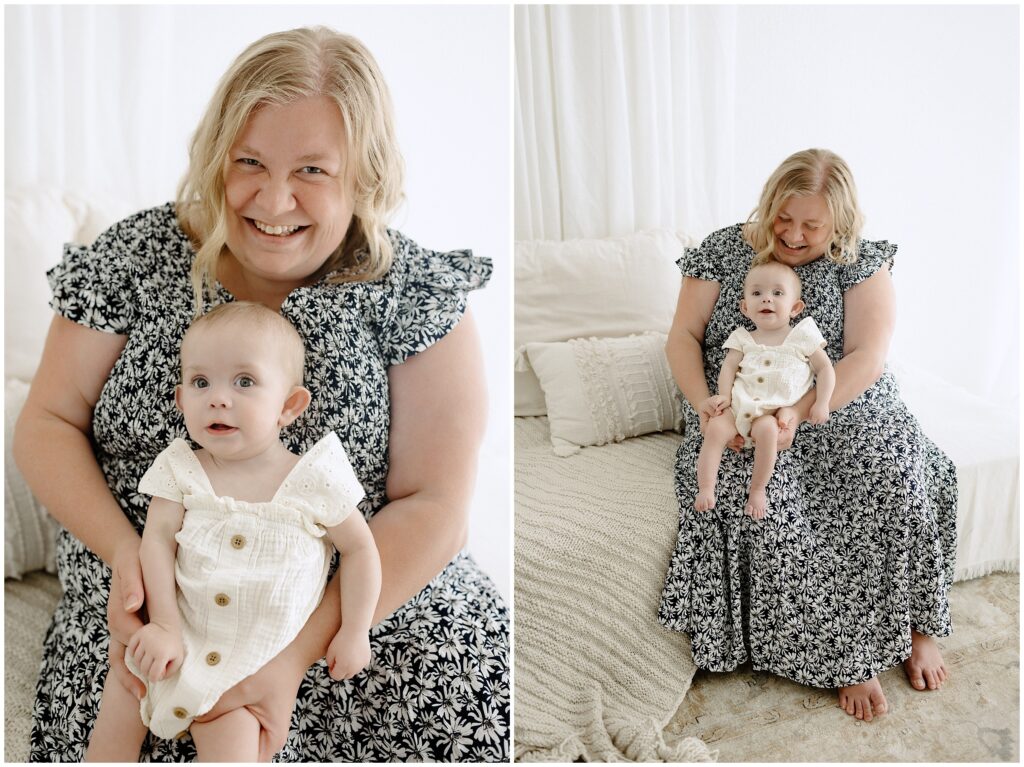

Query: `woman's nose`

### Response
(257, 175, 297, 215)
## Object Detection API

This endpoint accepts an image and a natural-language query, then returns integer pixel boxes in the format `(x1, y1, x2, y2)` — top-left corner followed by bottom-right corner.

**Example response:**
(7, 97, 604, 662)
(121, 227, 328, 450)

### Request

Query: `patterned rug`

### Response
(667, 571, 1019, 761)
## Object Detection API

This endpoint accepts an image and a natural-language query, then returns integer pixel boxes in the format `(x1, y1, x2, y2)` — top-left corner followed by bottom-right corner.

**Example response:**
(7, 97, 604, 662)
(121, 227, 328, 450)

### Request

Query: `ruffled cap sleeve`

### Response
(46, 220, 139, 334)
(722, 326, 750, 353)
(279, 432, 366, 530)
(836, 238, 897, 293)
(788, 317, 827, 358)
(676, 225, 746, 283)
(138, 439, 196, 503)
(378, 232, 493, 366)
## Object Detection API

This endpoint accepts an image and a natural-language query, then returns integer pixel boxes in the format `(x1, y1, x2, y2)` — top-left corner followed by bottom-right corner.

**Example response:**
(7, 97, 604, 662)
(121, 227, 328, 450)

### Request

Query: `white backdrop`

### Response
(4, 4, 511, 598)
(515, 4, 1019, 406)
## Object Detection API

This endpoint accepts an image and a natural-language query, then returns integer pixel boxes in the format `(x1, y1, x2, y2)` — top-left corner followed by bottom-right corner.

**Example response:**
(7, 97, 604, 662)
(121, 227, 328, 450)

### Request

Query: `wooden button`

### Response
(744, 413, 751, 419)
(230, 535, 246, 549)
(206, 651, 221, 666)
(214, 593, 231, 607)
(757, 376, 765, 383)
(173, 707, 188, 719)
(763, 359, 771, 366)
(175, 729, 189, 740)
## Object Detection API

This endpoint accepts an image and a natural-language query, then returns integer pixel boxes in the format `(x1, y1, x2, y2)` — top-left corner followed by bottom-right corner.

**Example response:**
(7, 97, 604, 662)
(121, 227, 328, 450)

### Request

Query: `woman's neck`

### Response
(217, 254, 298, 311)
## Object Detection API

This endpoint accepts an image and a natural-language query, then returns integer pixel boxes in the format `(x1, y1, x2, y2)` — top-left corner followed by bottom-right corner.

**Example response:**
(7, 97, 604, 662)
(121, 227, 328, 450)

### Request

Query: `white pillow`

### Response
(514, 229, 692, 416)
(4, 186, 133, 381)
(5, 379, 59, 579)
(525, 332, 682, 456)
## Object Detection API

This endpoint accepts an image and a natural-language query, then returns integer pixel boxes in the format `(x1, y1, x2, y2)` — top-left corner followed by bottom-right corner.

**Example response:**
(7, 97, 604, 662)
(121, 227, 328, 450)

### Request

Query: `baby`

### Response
(86, 301, 382, 762)
(695, 260, 835, 519)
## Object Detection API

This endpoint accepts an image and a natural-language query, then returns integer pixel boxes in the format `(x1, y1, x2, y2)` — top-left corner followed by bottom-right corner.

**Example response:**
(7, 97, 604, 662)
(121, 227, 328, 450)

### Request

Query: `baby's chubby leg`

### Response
(695, 410, 740, 511)
(190, 706, 261, 762)
(84, 670, 148, 762)
(746, 415, 779, 520)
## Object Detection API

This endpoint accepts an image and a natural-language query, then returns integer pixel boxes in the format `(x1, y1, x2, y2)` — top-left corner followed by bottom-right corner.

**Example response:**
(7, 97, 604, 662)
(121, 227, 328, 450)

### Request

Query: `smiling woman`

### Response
(14, 24, 509, 763)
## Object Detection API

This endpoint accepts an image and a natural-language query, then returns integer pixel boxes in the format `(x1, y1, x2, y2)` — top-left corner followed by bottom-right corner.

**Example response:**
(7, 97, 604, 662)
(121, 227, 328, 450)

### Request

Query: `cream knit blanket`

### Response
(514, 417, 715, 762)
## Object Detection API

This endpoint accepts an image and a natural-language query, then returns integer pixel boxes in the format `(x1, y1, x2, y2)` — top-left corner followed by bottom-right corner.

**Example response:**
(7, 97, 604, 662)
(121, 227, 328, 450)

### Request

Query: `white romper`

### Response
(723, 316, 827, 447)
(128, 432, 365, 739)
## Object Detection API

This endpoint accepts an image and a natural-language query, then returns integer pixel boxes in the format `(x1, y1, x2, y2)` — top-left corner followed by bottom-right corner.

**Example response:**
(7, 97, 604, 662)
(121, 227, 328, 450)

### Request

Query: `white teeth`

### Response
(253, 220, 302, 236)
(784, 240, 805, 249)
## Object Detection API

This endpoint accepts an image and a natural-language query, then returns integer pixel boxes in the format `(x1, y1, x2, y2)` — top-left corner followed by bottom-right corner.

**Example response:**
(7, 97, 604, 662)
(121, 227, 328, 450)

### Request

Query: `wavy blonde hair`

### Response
(743, 148, 863, 266)
(176, 26, 405, 313)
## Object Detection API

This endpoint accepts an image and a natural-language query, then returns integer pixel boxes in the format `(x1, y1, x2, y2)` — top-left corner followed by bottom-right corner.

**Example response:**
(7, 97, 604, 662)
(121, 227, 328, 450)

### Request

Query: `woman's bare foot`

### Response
(837, 677, 887, 721)
(904, 630, 948, 690)
(744, 488, 767, 519)
(694, 489, 716, 511)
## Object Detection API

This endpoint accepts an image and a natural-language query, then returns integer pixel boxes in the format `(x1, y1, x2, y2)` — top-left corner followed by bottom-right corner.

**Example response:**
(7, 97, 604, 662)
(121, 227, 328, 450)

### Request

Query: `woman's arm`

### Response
(665, 277, 721, 423)
(195, 311, 487, 759)
(13, 314, 146, 696)
(780, 266, 896, 438)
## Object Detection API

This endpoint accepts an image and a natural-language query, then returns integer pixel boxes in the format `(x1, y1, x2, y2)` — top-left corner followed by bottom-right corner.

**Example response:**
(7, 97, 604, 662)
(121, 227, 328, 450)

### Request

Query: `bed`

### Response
(512, 228, 1019, 762)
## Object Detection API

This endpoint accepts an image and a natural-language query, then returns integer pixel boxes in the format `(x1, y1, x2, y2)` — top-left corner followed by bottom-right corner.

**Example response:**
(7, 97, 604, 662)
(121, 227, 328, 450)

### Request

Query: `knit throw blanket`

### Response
(514, 418, 715, 762)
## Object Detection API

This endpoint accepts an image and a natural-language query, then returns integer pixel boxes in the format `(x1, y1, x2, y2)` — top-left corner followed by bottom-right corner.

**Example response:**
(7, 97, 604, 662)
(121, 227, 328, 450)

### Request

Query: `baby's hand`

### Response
(808, 402, 830, 425)
(699, 395, 730, 419)
(326, 627, 372, 681)
(128, 623, 183, 682)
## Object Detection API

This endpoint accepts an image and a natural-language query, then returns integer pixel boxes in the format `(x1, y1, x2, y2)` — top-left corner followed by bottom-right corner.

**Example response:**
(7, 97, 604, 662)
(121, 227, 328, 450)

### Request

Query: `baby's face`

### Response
(740, 263, 803, 332)
(176, 325, 296, 460)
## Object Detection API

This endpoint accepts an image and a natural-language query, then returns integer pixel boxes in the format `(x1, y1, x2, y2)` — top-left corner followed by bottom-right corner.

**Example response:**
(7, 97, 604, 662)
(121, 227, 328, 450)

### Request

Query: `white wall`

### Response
(726, 4, 1019, 405)
(4, 4, 511, 598)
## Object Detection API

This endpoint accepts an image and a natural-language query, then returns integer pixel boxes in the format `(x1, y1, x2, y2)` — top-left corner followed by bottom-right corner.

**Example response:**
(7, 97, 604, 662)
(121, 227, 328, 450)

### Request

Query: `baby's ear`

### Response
(173, 385, 183, 412)
(791, 299, 806, 317)
(279, 386, 312, 428)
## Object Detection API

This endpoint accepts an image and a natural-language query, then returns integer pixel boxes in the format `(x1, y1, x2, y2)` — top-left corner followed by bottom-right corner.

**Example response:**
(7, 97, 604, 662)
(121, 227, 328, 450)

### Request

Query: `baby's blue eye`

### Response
(236, 375, 255, 388)
(192, 377, 209, 389)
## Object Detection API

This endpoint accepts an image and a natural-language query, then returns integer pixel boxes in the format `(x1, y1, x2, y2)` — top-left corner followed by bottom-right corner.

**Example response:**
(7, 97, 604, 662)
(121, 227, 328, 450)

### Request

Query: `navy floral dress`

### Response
(658, 224, 957, 688)
(30, 203, 509, 762)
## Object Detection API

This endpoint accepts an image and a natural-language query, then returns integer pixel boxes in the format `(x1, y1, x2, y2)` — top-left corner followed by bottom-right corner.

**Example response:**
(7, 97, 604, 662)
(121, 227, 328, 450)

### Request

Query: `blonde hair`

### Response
(182, 301, 306, 385)
(743, 148, 863, 266)
(176, 26, 405, 314)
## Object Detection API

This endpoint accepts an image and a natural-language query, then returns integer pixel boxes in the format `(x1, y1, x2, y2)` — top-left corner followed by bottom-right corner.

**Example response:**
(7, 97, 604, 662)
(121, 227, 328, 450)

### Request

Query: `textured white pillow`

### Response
(5, 379, 59, 579)
(525, 332, 682, 456)
(514, 229, 692, 416)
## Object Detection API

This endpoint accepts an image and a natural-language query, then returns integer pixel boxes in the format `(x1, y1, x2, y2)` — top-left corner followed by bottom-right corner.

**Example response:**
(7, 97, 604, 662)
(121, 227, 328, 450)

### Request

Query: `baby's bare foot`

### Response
(837, 677, 887, 721)
(744, 488, 767, 519)
(694, 490, 716, 511)
(904, 630, 948, 690)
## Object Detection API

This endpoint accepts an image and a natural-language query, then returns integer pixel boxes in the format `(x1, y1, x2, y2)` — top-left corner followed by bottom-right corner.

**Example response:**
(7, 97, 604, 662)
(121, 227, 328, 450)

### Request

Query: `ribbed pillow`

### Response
(524, 333, 681, 456)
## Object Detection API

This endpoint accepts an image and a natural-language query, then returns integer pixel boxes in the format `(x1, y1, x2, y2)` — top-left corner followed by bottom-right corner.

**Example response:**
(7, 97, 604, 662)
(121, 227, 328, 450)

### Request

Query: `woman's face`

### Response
(771, 194, 833, 266)
(223, 95, 356, 291)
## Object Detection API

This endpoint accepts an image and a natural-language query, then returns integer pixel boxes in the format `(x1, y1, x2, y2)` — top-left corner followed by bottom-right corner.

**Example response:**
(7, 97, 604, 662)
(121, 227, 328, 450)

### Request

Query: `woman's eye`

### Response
(301, 166, 324, 175)
(237, 158, 261, 167)
(236, 376, 255, 388)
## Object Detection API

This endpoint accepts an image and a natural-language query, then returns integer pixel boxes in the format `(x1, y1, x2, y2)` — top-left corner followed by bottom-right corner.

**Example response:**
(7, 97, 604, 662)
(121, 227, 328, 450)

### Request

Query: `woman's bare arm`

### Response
(13, 315, 135, 565)
(274, 310, 486, 667)
(665, 277, 721, 418)
(787, 266, 896, 424)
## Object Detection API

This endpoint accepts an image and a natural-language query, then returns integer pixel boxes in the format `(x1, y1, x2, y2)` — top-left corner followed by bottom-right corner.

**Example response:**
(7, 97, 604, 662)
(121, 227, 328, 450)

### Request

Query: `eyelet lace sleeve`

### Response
(378, 232, 493, 366)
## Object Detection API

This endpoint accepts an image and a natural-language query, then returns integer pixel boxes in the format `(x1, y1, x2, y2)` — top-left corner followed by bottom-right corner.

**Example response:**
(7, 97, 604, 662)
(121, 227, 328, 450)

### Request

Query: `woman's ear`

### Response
(278, 386, 312, 427)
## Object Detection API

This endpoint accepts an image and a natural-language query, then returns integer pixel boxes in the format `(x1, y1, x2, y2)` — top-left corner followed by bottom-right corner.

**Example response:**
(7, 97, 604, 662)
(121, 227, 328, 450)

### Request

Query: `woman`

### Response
(658, 148, 955, 723)
(14, 27, 508, 761)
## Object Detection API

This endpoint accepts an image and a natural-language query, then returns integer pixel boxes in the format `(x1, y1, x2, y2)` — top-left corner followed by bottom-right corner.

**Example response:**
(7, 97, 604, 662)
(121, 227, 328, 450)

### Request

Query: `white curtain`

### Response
(515, 5, 738, 241)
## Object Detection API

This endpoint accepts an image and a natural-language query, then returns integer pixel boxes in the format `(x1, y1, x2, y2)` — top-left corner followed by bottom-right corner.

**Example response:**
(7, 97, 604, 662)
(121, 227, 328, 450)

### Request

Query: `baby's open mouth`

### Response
(208, 423, 235, 431)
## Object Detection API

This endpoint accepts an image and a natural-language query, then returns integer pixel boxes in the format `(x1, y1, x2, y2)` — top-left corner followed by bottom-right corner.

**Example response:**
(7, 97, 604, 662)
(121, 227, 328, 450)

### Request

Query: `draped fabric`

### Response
(514, 5, 738, 241)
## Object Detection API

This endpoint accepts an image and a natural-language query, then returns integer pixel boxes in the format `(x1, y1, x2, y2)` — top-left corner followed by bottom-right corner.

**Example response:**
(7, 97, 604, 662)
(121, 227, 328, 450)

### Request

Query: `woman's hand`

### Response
(193, 644, 308, 761)
(107, 539, 146, 700)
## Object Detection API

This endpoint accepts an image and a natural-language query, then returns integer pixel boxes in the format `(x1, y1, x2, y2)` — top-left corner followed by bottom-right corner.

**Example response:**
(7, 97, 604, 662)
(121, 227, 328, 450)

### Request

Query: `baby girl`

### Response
(695, 260, 835, 519)
(86, 301, 381, 762)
